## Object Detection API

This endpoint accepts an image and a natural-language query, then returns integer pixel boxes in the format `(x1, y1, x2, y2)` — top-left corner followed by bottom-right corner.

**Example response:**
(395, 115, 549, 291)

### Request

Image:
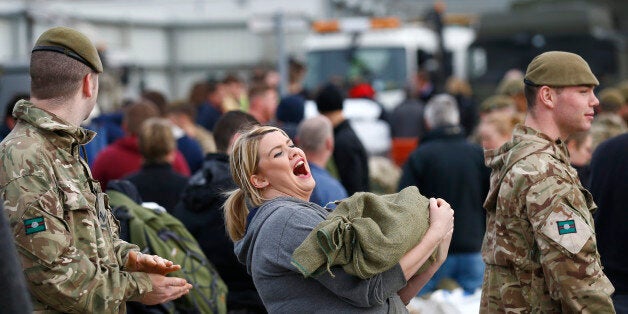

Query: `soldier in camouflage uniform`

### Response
(590, 87, 627, 152)
(481, 51, 615, 313)
(0, 27, 192, 313)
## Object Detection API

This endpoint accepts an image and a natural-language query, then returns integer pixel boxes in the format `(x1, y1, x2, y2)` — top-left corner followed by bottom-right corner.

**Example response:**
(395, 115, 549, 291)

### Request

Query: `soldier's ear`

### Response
(538, 86, 555, 109)
(82, 73, 96, 98)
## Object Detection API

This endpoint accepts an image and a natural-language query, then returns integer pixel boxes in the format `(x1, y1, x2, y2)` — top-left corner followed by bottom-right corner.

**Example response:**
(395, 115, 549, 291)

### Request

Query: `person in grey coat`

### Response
(223, 125, 454, 313)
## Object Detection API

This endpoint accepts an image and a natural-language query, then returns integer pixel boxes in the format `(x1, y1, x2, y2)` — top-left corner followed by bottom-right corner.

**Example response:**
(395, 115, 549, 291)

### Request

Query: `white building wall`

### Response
(177, 28, 264, 65)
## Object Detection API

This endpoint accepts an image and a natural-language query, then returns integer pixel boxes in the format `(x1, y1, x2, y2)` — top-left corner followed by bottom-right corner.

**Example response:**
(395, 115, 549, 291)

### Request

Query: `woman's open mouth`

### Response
(293, 160, 309, 177)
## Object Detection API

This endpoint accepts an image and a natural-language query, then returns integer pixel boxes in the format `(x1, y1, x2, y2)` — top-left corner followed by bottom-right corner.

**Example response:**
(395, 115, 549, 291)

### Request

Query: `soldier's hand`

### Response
(132, 274, 193, 305)
(126, 251, 181, 275)
(427, 197, 454, 242)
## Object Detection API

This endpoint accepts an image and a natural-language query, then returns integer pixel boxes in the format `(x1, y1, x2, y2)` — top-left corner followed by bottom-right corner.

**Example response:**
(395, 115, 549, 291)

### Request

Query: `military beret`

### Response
(497, 78, 524, 96)
(480, 94, 515, 113)
(598, 87, 624, 112)
(524, 51, 598, 87)
(615, 80, 628, 105)
(32, 26, 103, 73)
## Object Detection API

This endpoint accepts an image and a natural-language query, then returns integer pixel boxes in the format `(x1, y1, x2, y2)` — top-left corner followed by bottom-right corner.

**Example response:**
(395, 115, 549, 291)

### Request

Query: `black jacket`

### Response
(172, 153, 265, 312)
(333, 120, 370, 195)
(591, 133, 628, 294)
(125, 163, 188, 212)
(398, 125, 490, 253)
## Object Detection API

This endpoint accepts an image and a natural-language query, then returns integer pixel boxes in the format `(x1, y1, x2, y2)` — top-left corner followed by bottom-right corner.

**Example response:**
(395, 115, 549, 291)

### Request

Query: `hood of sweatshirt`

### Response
(483, 124, 573, 213)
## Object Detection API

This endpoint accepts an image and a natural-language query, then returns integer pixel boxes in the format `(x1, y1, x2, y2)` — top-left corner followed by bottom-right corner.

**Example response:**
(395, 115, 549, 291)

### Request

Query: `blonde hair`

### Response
(224, 125, 288, 241)
(138, 117, 176, 163)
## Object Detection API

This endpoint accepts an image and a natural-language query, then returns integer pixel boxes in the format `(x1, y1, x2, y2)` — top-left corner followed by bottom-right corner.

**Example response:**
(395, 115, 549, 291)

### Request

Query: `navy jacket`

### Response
(591, 133, 628, 295)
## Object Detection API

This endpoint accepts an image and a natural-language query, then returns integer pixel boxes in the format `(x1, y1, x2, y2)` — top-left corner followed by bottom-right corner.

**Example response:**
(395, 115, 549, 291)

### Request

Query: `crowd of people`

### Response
(1, 25, 627, 313)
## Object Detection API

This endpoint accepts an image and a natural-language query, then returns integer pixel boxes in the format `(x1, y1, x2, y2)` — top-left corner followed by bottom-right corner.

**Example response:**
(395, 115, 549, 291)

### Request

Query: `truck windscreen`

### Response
(305, 47, 406, 92)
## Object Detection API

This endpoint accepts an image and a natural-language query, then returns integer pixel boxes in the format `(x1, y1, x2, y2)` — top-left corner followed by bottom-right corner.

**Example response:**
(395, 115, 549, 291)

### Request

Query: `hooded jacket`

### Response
(172, 153, 264, 311)
(235, 197, 408, 313)
(480, 124, 614, 313)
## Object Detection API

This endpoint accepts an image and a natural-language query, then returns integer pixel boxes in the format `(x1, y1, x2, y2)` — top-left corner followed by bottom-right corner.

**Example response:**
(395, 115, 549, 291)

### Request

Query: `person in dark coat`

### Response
(172, 111, 266, 313)
(398, 93, 490, 295)
(193, 79, 225, 132)
(591, 133, 628, 313)
(315, 83, 370, 194)
(275, 94, 306, 141)
(124, 118, 188, 211)
(0, 201, 33, 314)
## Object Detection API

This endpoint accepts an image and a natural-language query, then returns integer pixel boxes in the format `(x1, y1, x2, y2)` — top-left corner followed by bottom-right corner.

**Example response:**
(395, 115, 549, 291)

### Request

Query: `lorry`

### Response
(302, 16, 475, 111)
(467, 0, 628, 102)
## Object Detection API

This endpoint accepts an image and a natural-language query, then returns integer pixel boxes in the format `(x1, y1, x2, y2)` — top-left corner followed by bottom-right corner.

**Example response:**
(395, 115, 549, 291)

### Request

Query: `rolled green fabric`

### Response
(291, 186, 436, 279)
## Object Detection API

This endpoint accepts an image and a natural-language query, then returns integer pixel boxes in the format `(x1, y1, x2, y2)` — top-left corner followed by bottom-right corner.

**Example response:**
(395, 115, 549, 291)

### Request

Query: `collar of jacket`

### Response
(13, 100, 96, 146)
(423, 125, 465, 143)
(514, 124, 571, 164)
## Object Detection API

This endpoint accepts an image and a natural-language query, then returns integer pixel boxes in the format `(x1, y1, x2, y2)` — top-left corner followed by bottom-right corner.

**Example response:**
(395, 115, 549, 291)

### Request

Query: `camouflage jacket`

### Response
(480, 124, 615, 313)
(0, 101, 152, 313)
(590, 112, 628, 151)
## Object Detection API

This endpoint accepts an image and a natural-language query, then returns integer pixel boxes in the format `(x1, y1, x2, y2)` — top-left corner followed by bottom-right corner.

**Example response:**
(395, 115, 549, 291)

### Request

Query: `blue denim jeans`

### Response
(418, 252, 485, 296)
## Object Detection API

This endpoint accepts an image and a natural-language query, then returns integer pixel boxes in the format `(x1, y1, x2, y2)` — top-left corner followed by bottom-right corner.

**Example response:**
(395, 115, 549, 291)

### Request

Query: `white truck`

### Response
(302, 17, 475, 111)
(302, 17, 475, 156)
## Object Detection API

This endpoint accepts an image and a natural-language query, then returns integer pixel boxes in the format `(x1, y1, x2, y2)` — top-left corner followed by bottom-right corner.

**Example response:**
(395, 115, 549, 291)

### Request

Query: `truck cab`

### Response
(468, 1, 628, 101)
(303, 17, 475, 111)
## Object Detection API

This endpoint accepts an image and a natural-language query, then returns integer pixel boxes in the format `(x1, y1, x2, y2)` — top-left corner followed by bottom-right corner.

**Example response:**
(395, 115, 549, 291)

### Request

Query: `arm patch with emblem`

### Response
(541, 210, 591, 254)
(24, 217, 46, 235)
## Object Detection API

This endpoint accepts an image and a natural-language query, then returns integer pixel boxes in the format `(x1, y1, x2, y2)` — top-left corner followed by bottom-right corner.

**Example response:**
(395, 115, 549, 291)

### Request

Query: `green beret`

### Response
(480, 95, 515, 113)
(615, 80, 628, 104)
(598, 87, 624, 112)
(497, 78, 524, 96)
(524, 51, 598, 87)
(32, 26, 103, 73)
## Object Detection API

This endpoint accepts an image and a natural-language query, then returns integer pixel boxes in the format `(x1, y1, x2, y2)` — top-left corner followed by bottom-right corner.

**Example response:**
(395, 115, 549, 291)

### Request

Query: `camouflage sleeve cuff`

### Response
(117, 241, 141, 268)
(129, 271, 153, 299)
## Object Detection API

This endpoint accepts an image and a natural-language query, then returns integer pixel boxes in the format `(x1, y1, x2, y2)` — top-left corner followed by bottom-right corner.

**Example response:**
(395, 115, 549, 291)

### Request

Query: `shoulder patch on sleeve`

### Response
(24, 216, 46, 235)
(541, 209, 591, 254)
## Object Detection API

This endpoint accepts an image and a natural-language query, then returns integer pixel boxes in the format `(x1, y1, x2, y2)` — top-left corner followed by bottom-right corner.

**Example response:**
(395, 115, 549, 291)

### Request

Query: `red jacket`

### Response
(91, 136, 190, 190)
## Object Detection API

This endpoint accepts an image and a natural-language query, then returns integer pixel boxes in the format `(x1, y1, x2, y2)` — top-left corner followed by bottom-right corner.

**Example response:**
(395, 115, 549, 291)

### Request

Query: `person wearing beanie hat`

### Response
(315, 83, 370, 195)
(0, 26, 192, 312)
(277, 94, 306, 124)
(274, 94, 306, 140)
(615, 80, 628, 124)
(481, 51, 615, 313)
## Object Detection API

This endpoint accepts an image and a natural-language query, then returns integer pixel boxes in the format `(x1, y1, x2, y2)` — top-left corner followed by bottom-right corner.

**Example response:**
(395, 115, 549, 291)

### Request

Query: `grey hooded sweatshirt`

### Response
(234, 197, 408, 313)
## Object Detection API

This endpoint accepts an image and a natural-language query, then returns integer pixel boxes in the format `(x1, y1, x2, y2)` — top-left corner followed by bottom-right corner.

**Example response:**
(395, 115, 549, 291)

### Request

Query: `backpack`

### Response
(107, 184, 228, 314)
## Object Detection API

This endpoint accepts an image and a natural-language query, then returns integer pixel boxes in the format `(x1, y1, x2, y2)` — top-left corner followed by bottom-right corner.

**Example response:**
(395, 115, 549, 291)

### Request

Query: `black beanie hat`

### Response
(277, 95, 306, 123)
(315, 83, 345, 113)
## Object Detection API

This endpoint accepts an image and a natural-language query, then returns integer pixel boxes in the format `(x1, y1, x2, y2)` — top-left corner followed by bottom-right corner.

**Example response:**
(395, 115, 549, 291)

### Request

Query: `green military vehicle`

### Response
(468, 0, 628, 102)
